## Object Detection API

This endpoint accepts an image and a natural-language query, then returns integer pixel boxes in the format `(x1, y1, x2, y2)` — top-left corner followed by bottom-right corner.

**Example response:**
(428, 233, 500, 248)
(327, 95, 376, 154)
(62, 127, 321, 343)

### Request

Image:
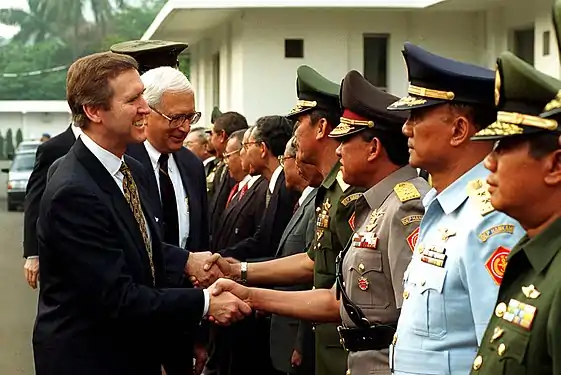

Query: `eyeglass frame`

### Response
(223, 148, 242, 162)
(279, 155, 295, 168)
(149, 105, 202, 129)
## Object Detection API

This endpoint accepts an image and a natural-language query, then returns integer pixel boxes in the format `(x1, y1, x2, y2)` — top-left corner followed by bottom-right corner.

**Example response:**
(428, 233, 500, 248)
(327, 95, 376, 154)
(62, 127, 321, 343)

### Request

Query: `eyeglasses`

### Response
(150, 106, 201, 129)
(279, 155, 294, 168)
(223, 149, 241, 162)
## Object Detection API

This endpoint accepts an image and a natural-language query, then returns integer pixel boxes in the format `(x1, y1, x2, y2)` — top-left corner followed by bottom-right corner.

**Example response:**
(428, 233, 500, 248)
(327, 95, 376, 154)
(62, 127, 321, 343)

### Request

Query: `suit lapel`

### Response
(173, 151, 199, 249)
(127, 143, 159, 202)
(221, 178, 260, 226)
(74, 140, 147, 260)
(275, 189, 316, 257)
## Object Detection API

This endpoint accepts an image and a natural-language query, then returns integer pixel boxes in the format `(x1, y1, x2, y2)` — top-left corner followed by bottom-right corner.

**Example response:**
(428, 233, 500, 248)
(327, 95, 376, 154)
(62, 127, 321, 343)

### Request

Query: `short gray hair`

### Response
(284, 136, 297, 157)
(141, 66, 193, 107)
(188, 127, 210, 144)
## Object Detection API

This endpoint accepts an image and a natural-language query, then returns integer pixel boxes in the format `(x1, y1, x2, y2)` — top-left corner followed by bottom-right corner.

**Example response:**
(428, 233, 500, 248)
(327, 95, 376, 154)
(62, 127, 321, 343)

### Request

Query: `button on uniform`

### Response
(473, 355, 483, 371)
(495, 302, 507, 318)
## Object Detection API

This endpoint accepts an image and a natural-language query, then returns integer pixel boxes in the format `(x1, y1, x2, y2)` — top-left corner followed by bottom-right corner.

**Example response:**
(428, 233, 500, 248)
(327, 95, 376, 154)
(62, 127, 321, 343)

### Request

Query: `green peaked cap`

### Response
(540, 0, 561, 120)
(472, 51, 561, 141)
(210, 107, 222, 124)
(287, 65, 341, 119)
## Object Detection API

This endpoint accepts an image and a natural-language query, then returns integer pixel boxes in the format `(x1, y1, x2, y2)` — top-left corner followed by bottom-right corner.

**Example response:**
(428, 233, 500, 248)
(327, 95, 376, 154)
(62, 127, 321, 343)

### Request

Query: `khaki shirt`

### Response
(341, 166, 430, 375)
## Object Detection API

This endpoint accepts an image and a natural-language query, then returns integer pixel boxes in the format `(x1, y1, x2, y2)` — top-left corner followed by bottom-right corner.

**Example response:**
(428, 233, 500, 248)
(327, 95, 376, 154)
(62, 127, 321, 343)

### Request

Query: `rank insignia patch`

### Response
(401, 215, 423, 226)
(485, 246, 510, 285)
(503, 298, 536, 330)
(478, 224, 515, 242)
(406, 227, 420, 252)
(348, 212, 356, 231)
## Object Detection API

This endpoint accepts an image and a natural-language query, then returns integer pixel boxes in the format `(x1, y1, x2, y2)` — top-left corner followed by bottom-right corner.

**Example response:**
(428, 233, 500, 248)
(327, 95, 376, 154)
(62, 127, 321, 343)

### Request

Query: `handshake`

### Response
(184, 252, 248, 326)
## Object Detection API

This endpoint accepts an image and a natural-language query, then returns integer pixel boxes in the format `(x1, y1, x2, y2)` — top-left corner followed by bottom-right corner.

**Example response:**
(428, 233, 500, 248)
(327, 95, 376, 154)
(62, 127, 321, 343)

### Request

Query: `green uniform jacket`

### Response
(307, 161, 365, 375)
(470, 217, 561, 375)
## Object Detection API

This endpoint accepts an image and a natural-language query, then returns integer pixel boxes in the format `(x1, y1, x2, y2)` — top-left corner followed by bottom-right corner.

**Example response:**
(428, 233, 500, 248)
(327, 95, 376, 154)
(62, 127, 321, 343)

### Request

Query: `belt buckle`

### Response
(337, 326, 349, 352)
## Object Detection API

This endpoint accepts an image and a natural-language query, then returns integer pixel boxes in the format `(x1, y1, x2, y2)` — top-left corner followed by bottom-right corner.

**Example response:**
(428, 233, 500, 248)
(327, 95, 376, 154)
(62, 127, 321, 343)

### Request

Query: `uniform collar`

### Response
(424, 161, 489, 214)
(516, 216, 561, 273)
(363, 165, 419, 210)
(321, 160, 342, 189)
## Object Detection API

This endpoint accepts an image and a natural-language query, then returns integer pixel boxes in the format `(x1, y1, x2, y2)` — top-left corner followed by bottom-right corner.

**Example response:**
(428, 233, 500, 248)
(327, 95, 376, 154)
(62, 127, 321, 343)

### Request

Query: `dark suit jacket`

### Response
(209, 162, 236, 241)
(126, 143, 209, 252)
(33, 138, 204, 375)
(270, 188, 317, 374)
(23, 125, 76, 258)
(219, 170, 300, 261)
(212, 176, 268, 252)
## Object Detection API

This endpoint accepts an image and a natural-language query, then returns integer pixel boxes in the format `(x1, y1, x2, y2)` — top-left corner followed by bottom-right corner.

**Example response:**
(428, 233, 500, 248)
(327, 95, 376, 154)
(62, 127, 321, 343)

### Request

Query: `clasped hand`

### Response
(206, 278, 252, 325)
(187, 253, 237, 287)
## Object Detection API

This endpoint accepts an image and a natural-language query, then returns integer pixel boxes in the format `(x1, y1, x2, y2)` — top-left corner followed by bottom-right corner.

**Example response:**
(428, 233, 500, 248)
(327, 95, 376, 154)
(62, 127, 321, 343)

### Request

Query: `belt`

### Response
(337, 324, 396, 352)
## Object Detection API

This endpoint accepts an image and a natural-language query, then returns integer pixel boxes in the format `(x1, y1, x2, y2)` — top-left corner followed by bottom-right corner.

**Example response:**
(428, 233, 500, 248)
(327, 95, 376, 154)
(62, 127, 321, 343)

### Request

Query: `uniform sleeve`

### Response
(388, 199, 423, 308)
(460, 212, 524, 344)
(547, 286, 561, 375)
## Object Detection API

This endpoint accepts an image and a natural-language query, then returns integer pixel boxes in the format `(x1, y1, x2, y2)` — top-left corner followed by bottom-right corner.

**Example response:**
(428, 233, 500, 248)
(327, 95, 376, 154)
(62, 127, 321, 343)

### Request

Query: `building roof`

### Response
(142, 0, 446, 41)
(0, 101, 70, 113)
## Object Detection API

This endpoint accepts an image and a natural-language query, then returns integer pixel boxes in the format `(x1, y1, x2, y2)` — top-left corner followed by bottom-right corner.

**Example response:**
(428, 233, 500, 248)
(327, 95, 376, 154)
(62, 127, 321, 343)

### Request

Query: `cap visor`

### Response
(287, 106, 313, 120)
(387, 96, 445, 111)
(328, 124, 363, 138)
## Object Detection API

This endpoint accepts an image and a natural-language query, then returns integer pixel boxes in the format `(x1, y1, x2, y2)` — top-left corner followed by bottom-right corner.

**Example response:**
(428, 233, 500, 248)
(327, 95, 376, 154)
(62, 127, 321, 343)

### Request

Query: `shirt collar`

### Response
(268, 165, 283, 193)
(517, 216, 561, 273)
(80, 132, 122, 177)
(299, 186, 315, 206)
(144, 140, 161, 171)
(203, 156, 216, 167)
(363, 165, 419, 210)
(424, 161, 489, 214)
(238, 174, 251, 189)
(248, 175, 261, 189)
(71, 125, 82, 140)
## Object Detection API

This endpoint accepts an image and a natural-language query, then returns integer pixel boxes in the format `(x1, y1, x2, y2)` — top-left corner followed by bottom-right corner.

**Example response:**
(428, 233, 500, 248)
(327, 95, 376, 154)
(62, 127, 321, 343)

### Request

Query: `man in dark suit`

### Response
(218, 116, 300, 261)
(22, 39, 192, 290)
(33, 51, 250, 375)
(205, 129, 270, 375)
(208, 112, 248, 241)
(270, 138, 322, 375)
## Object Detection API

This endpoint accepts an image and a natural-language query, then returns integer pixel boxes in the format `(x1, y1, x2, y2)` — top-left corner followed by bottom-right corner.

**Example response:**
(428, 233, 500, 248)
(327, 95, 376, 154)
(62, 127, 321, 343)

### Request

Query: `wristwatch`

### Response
(240, 262, 248, 285)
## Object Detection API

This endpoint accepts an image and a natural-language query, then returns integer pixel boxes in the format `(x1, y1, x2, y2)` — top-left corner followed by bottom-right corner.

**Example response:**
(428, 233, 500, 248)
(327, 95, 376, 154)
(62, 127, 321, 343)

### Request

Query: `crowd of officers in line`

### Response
(21, 1, 561, 374)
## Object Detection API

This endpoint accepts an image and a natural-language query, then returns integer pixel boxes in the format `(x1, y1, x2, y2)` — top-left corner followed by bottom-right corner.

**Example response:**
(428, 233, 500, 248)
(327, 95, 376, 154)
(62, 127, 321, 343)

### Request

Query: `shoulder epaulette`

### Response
(466, 178, 495, 216)
(336, 171, 351, 192)
(393, 182, 421, 203)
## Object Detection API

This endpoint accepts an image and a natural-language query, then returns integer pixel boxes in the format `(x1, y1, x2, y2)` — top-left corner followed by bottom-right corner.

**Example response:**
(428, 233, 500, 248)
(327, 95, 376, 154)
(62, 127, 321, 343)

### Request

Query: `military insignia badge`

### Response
(485, 246, 510, 285)
(522, 284, 541, 299)
(494, 65, 501, 107)
(406, 227, 420, 252)
(357, 276, 369, 291)
(348, 212, 356, 231)
(394, 182, 421, 203)
(503, 298, 536, 330)
(467, 179, 495, 216)
(478, 224, 515, 242)
(401, 215, 423, 226)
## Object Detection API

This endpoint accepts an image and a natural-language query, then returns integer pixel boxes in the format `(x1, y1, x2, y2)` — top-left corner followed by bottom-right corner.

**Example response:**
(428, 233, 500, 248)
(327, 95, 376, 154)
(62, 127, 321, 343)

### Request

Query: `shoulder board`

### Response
(336, 171, 351, 192)
(340, 192, 362, 207)
(466, 178, 495, 216)
(393, 182, 421, 203)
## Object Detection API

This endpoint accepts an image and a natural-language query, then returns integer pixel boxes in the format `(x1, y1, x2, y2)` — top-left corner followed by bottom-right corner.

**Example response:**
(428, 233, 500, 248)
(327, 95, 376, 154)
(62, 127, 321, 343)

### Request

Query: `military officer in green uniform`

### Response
(205, 70, 431, 375)
(468, 50, 561, 375)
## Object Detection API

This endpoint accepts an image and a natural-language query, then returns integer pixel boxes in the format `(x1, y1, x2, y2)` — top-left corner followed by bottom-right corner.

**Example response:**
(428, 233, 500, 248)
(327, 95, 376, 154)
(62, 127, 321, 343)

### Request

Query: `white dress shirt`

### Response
(144, 140, 190, 248)
(298, 186, 314, 206)
(71, 124, 82, 140)
(203, 156, 216, 168)
(81, 133, 208, 317)
(268, 165, 283, 194)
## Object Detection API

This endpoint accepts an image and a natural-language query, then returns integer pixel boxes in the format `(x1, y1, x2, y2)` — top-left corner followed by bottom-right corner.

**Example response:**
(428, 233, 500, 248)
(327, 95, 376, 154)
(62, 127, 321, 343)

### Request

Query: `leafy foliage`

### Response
(0, 0, 178, 100)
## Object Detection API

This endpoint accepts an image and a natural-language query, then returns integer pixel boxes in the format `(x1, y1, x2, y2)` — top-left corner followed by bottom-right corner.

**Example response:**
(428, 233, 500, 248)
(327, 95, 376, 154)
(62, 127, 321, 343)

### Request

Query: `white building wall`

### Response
(0, 112, 70, 140)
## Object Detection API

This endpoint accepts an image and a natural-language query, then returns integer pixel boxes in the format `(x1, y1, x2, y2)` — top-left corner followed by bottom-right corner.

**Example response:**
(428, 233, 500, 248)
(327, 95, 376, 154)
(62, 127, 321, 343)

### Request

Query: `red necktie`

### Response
(238, 184, 249, 201)
(226, 183, 239, 207)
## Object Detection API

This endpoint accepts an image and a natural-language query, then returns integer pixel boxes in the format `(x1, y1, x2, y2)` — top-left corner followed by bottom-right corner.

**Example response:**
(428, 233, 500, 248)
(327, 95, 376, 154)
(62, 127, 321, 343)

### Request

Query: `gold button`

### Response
(495, 302, 507, 318)
(359, 263, 365, 271)
(403, 291, 410, 299)
(346, 370, 351, 375)
(498, 343, 506, 356)
(472, 355, 482, 370)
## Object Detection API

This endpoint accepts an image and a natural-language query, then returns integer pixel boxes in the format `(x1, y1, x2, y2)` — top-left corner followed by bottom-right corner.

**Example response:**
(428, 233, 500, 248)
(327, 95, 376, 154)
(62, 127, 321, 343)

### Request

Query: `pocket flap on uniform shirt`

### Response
(349, 250, 383, 274)
(418, 268, 447, 294)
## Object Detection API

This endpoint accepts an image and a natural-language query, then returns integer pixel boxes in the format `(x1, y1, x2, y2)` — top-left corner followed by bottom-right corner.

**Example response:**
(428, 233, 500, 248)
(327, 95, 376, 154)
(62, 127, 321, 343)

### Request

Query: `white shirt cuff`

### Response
(26, 256, 39, 259)
(202, 289, 210, 317)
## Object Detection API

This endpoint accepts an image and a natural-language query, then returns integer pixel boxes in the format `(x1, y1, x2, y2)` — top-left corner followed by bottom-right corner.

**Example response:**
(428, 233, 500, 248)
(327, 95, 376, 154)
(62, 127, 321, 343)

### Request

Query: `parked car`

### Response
(1, 149, 37, 211)
(8, 140, 42, 159)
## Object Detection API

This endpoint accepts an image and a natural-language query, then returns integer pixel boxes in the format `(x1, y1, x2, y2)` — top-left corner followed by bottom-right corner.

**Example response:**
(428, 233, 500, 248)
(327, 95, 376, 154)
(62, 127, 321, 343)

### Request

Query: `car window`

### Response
(18, 144, 39, 152)
(11, 153, 36, 172)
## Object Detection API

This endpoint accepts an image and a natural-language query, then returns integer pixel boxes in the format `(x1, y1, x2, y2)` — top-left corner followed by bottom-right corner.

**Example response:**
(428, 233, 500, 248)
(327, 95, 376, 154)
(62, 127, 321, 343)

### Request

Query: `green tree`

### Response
(15, 128, 23, 146)
(5, 128, 14, 158)
(0, 132, 5, 160)
(0, 0, 61, 44)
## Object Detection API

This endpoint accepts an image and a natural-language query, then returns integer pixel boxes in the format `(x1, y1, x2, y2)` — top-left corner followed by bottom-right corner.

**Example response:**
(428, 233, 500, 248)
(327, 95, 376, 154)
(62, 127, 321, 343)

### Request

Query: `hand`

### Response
(206, 279, 252, 325)
(291, 350, 303, 368)
(190, 256, 240, 286)
(193, 344, 207, 375)
(185, 252, 223, 288)
(24, 258, 40, 289)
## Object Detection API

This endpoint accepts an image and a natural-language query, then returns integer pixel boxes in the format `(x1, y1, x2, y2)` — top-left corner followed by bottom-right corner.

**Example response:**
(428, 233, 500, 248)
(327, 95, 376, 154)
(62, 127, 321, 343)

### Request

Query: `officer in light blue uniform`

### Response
(386, 43, 525, 375)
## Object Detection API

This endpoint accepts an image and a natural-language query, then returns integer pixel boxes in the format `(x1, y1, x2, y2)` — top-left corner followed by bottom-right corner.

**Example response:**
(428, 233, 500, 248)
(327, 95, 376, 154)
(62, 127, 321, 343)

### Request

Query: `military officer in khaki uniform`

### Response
(207, 70, 430, 375)
(467, 50, 561, 375)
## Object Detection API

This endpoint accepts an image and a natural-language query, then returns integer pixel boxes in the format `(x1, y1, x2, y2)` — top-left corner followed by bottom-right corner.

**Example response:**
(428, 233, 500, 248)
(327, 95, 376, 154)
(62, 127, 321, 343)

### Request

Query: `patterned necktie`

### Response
(238, 183, 249, 201)
(119, 161, 154, 282)
(265, 188, 272, 208)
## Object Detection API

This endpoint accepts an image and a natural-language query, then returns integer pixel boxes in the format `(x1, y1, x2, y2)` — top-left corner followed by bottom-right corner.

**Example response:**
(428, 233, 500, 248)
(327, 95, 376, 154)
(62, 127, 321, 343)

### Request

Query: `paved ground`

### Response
(0, 160, 37, 375)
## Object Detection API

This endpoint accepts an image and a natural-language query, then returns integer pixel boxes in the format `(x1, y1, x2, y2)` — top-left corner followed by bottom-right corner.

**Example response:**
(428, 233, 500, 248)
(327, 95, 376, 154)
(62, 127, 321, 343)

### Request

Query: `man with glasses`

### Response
(125, 66, 213, 375)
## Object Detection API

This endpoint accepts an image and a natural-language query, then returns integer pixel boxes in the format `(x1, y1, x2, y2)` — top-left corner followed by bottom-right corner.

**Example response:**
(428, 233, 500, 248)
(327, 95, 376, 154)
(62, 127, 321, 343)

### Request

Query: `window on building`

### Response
(285, 39, 304, 58)
(543, 30, 551, 56)
(212, 52, 220, 108)
(363, 34, 388, 90)
(511, 28, 535, 66)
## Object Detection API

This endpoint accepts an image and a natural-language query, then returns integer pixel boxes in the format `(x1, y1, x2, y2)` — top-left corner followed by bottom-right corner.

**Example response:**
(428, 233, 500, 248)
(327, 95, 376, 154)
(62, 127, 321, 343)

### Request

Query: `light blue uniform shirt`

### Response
(390, 162, 525, 375)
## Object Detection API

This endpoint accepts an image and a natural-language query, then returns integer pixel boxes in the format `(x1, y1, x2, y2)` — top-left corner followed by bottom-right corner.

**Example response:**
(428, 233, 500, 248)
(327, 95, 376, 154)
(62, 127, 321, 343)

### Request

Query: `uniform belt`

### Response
(337, 325, 396, 352)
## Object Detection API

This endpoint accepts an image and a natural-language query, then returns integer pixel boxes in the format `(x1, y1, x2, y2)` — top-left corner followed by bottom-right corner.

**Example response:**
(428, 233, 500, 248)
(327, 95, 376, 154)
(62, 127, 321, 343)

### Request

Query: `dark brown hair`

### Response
(66, 52, 139, 128)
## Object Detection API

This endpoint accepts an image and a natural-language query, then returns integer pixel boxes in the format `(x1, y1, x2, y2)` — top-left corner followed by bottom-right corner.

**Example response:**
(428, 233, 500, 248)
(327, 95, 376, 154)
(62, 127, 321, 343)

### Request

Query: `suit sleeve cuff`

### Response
(203, 289, 210, 317)
(26, 256, 39, 259)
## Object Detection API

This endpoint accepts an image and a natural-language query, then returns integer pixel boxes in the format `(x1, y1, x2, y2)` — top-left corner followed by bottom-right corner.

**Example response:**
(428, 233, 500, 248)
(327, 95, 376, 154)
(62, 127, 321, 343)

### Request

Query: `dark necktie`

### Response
(119, 162, 154, 282)
(158, 154, 179, 246)
(265, 188, 272, 208)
